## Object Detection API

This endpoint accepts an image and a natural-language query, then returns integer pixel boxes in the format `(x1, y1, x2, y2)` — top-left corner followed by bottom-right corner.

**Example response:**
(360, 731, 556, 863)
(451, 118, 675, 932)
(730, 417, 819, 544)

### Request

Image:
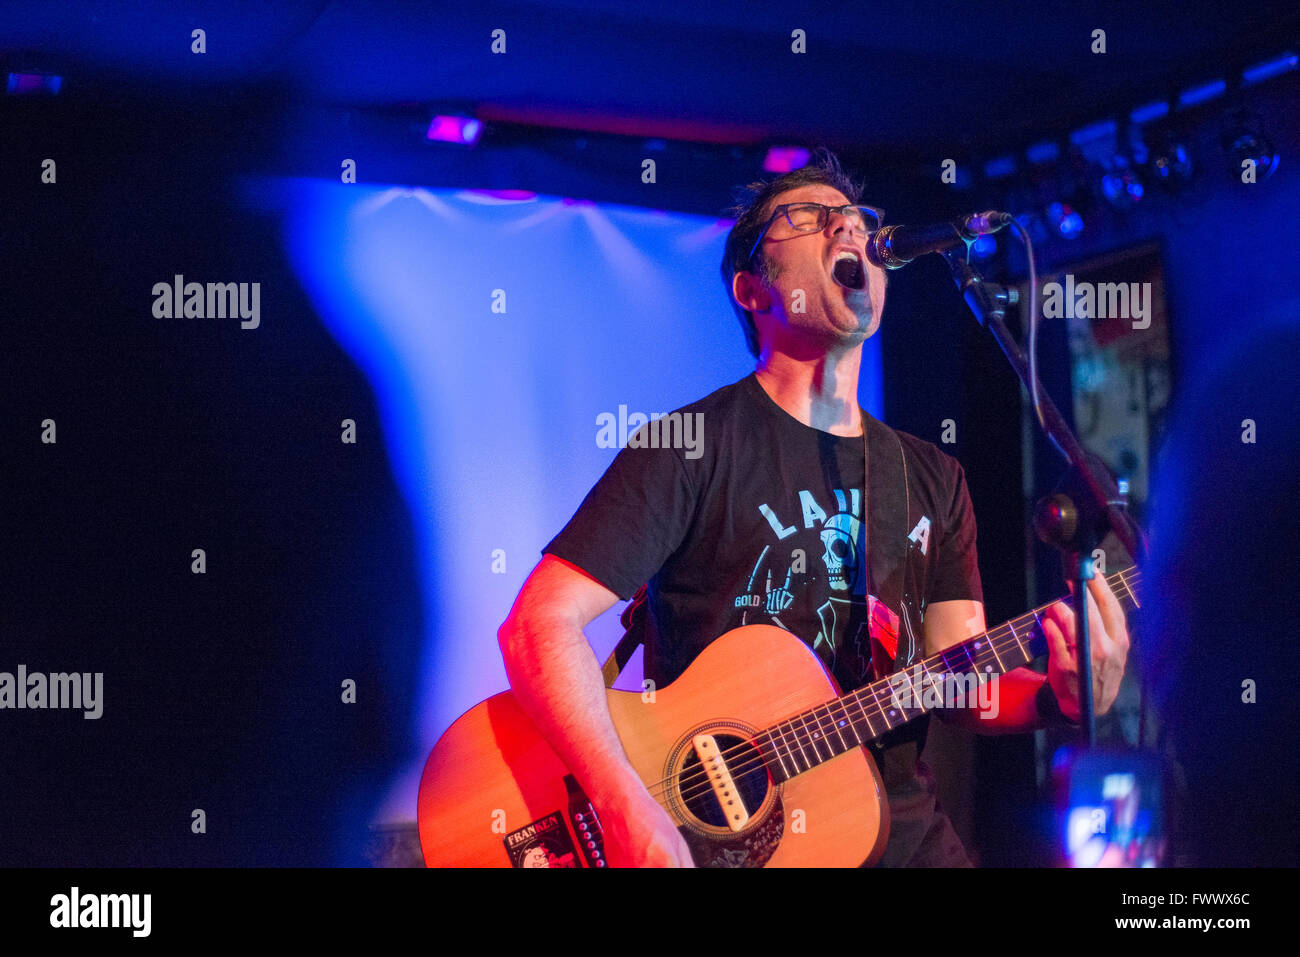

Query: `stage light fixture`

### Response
(983, 155, 1017, 180)
(456, 189, 538, 204)
(1101, 163, 1144, 209)
(1222, 113, 1279, 181)
(1177, 79, 1226, 109)
(1225, 131, 1279, 180)
(1151, 142, 1193, 188)
(1027, 140, 1061, 165)
(1242, 51, 1297, 86)
(1046, 201, 1084, 239)
(1129, 100, 1169, 125)
(426, 115, 482, 146)
(6, 72, 62, 95)
(762, 147, 812, 173)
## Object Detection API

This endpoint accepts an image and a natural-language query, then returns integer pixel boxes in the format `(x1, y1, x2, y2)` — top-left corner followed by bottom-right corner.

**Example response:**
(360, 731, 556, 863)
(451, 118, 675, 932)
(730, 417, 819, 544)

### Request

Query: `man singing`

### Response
(497, 150, 1130, 867)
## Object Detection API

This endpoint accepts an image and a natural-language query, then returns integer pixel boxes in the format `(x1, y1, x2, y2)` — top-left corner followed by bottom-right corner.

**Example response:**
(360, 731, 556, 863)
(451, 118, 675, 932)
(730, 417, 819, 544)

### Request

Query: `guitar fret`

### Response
(869, 680, 894, 731)
(818, 705, 841, 758)
(819, 707, 841, 758)
(917, 656, 937, 690)
(825, 705, 848, 755)
(793, 712, 821, 768)
(890, 671, 913, 725)
(1003, 621, 1024, 657)
(884, 670, 912, 726)
(994, 624, 1023, 672)
(754, 566, 1142, 783)
(985, 629, 1006, 671)
(762, 728, 793, 780)
(788, 717, 814, 772)
(969, 635, 993, 683)
(775, 720, 805, 774)
(803, 708, 831, 763)
(840, 699, 864, 746)
(826, 701, 852, 752)
(1031, 608, 1046, 650)
(854, 685, 881, 739)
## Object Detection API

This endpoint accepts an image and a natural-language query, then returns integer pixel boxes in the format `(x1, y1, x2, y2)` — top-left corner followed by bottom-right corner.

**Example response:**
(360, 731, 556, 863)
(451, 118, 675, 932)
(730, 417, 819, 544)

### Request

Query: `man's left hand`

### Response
(1041, 572, 1131, 722)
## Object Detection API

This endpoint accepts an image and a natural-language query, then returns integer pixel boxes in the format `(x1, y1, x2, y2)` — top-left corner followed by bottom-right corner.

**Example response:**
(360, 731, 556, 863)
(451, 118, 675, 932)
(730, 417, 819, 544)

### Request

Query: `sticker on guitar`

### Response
(503, 812, 579, 868)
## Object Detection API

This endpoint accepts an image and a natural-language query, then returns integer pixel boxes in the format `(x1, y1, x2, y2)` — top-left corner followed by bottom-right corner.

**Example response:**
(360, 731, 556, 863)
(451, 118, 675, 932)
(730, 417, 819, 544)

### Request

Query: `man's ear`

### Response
(732, 269, 771, 314)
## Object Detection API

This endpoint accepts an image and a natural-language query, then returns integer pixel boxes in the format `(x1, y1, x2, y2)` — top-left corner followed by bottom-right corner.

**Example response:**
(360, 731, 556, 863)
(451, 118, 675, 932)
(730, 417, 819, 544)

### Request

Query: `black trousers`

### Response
(863, 743, 973, 867)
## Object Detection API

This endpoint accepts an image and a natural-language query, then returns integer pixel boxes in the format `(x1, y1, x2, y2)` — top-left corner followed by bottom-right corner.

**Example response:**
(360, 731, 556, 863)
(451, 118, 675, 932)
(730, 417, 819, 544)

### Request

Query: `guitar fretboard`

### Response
(756, 565, 1141, 782)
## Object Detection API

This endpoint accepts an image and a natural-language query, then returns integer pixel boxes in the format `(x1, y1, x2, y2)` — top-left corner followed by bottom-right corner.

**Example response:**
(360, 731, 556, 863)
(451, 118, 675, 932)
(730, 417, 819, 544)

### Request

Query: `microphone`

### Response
(865, 211, 1013, 269)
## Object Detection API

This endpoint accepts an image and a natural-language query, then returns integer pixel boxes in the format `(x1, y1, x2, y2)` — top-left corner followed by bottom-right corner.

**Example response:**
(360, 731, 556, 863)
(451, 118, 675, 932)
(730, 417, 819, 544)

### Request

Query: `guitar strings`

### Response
(651, 565, 1141, 808)
(652, 565, 1142, 807)
(640, 565, 1141, 809)
(649, 609, 1129, 811)
(646, 625, 1016, 806)
(651, 567, 1142, 808)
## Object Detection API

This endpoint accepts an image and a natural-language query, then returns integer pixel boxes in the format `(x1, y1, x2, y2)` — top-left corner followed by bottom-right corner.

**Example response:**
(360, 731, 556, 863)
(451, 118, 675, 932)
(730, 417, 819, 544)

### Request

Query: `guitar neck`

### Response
(756, 565, 1142, 782)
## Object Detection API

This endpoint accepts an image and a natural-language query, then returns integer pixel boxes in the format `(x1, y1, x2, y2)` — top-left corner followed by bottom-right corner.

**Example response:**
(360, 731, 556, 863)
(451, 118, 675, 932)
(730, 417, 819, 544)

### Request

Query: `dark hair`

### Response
(721, 148, 864, 357)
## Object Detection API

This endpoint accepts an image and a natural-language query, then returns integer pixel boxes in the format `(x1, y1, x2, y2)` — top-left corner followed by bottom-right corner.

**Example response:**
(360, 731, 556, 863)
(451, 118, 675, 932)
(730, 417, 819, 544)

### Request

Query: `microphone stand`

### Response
(941, 249, 1145, 746)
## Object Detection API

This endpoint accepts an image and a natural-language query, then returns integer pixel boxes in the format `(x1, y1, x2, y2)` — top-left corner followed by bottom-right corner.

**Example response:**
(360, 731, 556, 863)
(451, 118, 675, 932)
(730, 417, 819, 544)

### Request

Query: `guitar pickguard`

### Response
(681, 796, 785, 867)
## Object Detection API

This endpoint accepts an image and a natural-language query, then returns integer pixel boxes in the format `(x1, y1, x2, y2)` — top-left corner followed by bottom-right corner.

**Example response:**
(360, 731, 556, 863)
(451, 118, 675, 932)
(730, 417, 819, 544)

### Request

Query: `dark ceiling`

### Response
(3, 1, 1298, 155)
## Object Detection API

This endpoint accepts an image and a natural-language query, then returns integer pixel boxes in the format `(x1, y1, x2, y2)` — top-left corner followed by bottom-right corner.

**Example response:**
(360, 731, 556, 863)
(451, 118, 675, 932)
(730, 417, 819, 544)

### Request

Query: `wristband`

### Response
(1036, 680, 1081, 728)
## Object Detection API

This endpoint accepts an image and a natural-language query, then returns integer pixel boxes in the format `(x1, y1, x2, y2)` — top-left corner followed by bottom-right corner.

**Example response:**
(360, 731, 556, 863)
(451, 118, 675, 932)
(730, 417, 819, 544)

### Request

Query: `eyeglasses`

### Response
(748, 203, 885, 264)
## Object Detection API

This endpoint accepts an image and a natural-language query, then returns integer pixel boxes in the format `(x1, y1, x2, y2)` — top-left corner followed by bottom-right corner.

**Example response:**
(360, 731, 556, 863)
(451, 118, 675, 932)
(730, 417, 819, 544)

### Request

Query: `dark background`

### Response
(3, 1, 1298, 866)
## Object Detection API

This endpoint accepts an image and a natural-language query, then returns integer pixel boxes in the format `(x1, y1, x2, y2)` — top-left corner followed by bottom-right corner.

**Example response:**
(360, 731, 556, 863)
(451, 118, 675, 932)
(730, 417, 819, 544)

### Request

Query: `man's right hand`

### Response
(600, 787, 696, 867)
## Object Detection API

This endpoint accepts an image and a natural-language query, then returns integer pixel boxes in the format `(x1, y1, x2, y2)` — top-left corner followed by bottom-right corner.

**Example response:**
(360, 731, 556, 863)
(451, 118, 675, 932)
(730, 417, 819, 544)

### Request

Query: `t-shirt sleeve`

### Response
(542, 441, 697, 601)
(928, 459, 984, 606)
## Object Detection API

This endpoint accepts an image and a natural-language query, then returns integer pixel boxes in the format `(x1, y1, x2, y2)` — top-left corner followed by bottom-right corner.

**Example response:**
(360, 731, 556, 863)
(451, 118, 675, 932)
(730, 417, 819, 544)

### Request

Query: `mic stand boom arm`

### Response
(941, 250, 1145, 746)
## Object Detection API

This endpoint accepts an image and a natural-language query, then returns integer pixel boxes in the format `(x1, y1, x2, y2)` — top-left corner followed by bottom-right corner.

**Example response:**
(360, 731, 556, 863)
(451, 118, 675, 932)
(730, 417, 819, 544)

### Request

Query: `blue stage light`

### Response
(1101, 157, 1144, 209)
(1178, 79, 1226, 109)
(969, 234, 997, 260)
(1129, 101, 1169, 125)
(1047, 202, 1084, 238)
(983, 155, 1017, 179)
(6, 72, 62, 95)
(1027, 141, 1060, 165)
(1242, 52, 1297, 86)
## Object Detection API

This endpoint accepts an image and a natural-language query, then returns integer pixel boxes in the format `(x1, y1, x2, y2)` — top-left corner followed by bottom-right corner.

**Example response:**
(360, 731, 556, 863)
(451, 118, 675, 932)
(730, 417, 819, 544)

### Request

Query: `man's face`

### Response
(737, 183, 887, 356)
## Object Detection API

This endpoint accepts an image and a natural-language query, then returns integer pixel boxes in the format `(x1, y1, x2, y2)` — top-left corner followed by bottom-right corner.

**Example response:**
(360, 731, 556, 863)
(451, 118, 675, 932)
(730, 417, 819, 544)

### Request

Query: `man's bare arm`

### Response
(497, 554, 694, 866)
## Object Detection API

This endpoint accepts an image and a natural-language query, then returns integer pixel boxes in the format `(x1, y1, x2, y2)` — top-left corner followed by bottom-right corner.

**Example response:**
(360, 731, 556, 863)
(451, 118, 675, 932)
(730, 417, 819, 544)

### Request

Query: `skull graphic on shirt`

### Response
(819, 511, 861, 592)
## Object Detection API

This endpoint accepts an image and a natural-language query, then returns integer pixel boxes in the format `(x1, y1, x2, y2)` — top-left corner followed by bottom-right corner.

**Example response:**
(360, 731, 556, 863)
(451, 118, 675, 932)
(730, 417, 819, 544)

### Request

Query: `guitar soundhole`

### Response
(677, 734, 770, 828)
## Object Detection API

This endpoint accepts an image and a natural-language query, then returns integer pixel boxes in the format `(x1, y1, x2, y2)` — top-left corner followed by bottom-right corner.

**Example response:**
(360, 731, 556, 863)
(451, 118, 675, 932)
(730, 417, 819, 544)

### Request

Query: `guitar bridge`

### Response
(692, 733, 750, 831)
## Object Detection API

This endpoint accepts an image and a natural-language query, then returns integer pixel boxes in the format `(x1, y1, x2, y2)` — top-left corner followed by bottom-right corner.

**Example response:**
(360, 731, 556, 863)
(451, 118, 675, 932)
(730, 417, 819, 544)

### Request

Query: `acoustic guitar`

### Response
(417, 565, 1139, 867)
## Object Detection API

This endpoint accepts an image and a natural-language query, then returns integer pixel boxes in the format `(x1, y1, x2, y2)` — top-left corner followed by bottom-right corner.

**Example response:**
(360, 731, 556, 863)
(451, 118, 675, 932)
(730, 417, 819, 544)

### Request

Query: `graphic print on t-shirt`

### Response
(731, 486, 905, 687)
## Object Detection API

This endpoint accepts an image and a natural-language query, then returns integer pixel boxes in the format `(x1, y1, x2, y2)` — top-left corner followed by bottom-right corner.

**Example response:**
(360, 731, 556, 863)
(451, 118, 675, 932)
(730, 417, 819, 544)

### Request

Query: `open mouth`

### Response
(831, 250, 866, 290)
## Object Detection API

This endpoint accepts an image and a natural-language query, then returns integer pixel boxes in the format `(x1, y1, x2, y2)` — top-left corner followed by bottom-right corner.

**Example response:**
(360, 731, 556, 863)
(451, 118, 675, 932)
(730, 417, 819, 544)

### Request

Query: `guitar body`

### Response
(418, 625, 889, 867)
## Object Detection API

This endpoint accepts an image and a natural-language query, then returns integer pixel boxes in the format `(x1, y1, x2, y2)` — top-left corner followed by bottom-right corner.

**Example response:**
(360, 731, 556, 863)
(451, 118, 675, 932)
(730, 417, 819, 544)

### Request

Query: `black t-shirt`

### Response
(543, 373, 984, 861)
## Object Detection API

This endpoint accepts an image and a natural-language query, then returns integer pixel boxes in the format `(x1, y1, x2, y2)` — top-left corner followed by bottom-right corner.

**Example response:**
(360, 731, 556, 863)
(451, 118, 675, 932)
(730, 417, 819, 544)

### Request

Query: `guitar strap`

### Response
(601, 583, 648, 688)
(861, 407, 915, 671)
(601, 406, 910, 688)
